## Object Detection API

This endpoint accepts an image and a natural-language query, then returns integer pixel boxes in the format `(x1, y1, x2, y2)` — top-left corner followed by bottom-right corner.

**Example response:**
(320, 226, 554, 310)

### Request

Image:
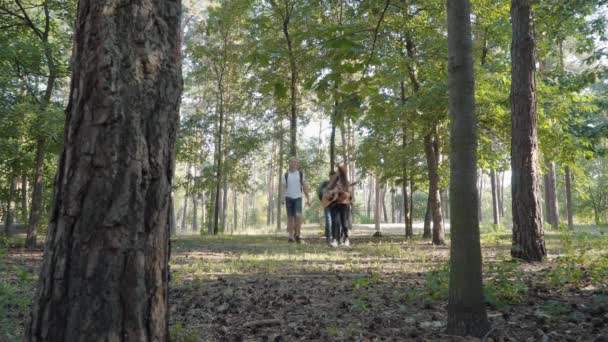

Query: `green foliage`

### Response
(484, 261, 528, 307)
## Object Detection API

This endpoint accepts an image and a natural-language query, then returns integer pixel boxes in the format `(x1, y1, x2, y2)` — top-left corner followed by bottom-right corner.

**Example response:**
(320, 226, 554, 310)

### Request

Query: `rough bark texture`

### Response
(565, 166, 573, 230)
(510, 0, 546, 262)
(446, 0, 490, 336)
(26, 0, 182, 339)
(424, 132, 445, 245)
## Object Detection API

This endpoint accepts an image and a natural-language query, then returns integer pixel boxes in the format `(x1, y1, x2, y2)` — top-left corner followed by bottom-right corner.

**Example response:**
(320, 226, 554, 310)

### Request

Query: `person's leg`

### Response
(324, 207, 332, 242)
(340, 204, 351, 245)
(294, 198, 303, 242)
(285, 198, 295, 241)
(330, 206, 341, 242)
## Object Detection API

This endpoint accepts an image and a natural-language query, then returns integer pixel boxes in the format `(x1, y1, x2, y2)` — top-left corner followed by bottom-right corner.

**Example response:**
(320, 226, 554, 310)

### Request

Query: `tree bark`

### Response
(446, 0, 490, 335)
(391, 188, 396, 224)
(545, 161, 559, 229)
(330, 101, 337, 172)
(409, 177, 414, 233)
(498, 170, 505, 218)
(4, 175, 17, 235)
(510, 0, 546, 262)
(201, 192, 206, 229)
(382, 186, 388, 223)
(233, 189, 238, 233)
(26, 0, 182, 338)
(221, 179, 228, 231)
(491, 169, 500, 225)
(424, 132, 445, 245)
(181, 170, 190, 232)
(21, 173, 28, 224)
(192, 190, 198, 233)
(565, 166, 574, 230)
(423, 196, 432, 239)
(478, 169, 484, 222)
(374, 174, 381, 235)
(276, 125, 284, 231)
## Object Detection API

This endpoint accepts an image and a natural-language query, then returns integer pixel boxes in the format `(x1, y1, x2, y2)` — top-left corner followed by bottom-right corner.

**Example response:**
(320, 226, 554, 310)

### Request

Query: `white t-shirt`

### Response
(285, 171, 303, 199)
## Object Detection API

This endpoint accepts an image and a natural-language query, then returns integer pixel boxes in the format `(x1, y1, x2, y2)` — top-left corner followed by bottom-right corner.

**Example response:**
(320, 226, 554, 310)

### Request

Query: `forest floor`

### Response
(1, 225, 608, 342)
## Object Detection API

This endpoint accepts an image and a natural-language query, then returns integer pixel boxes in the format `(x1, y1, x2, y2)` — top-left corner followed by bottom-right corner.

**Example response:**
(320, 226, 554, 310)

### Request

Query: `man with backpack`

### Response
(282, 159, 311, 243)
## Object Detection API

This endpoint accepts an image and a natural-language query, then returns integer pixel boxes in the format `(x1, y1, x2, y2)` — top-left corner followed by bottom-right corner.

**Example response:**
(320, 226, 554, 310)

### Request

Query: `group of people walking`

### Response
(282, 158, 352, 247)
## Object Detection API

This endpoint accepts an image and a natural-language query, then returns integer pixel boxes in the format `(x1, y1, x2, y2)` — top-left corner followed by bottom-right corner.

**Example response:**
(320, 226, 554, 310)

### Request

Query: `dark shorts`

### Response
(285, 197, 302, 217)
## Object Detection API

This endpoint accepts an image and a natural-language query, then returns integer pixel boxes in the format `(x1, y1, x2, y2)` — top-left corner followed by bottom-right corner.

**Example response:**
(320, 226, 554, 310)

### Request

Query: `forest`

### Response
(1, 0, 608, 341)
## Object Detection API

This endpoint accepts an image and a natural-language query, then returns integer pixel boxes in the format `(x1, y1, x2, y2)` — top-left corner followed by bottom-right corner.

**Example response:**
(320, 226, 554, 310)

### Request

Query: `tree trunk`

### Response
(330, 102, 337, 172)
(5, 175, 17, 235)
(221, 179, 228, 231)
(367, 176, 373, 219)
(192, 191, 198, 233)
(545, 161, 559, 229)
(391, 188, 396, 224)
(441, 188, 449, 221)
(478, 169, 484, 222)
(26, 138, 45, 247)
(26, 0, 182, 338)
(498, 171, 505, 218)
(267, 147, 275, 226)
(491, 169, 500, 225)
(213, 75, 225, 234)
(374, 174, 381, 236)
(382, 186, 388, 223)
(565, 166, 574, 230)
(21, 173, 28, 224)
(423, 196, 432, 239)
(201, 192, 206, 229)
(446, 0, 490, 335)
(170, 194, 176, 236)
(424, 132, 445, 245)
(181, 171, 189, 232)
(276, 126, 284, 231)
(282, 14, 298, 158)
(510, 0, 546, 262)
(233, 190, 238, 233)
(409, 177, 414, 234)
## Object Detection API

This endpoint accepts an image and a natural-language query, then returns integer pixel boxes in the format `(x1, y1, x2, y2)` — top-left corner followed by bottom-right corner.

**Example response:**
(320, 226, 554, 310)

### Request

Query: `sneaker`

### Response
(342, 238, 351, 247)
(295, 236, 303, 244)
(288, 238, 295, 243)
(329, 239, 338, 247)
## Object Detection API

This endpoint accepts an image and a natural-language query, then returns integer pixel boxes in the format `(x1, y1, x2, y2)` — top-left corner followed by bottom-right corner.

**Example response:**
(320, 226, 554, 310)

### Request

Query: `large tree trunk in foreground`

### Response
(26, 0, 182, 339)
(510, 0, 546, 262)
(565, 166, 573, 230)
(446, 0, 490, 336)
(424, 132, 445, 245)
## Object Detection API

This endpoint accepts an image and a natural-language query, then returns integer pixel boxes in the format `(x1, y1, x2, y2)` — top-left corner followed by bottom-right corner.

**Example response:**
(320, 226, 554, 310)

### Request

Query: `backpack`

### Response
(285, 171, 304, 192)
(317, 180, 330, 201)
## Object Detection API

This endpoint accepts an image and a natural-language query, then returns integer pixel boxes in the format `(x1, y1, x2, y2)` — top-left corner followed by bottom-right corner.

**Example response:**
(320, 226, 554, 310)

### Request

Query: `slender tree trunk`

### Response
(382, 186, 388, 223)
(565, 166, 574, 230)
(181, 171, 190, 232)
(233, 190, 238, 233)
(491, 169, 500, 225)
(374, 174, 381, 236)
(367, 176, 373, 219)
(409, 177, 414, 234)
(5, 175, 16, 235)
(213, 79, 225, 234)
(201, 192, 206, 229)
(424, 132, 445, 245)
(340, 121, 348, 167)
(21, 173, 28, 224)
(221, 179, 228, 231)
(391, 188, 396, 224)
(192, 191, 198, 233)
(498, 171, 505, 218)
(545, 161, 559, 229)
(510, 0, 546, 262)
(267, 147, 275, 226)
(478, 170, 484, 222)
(26, 139, 45, 247)
(423, 196, 432, 239)
(26, 0, 182, 338)
(330, 101, 337, 172)
(170, 194, 176, 236)
(446, 0, 490, 335)
(281, 13, 298, 158)
(276, 126, 284, 231)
